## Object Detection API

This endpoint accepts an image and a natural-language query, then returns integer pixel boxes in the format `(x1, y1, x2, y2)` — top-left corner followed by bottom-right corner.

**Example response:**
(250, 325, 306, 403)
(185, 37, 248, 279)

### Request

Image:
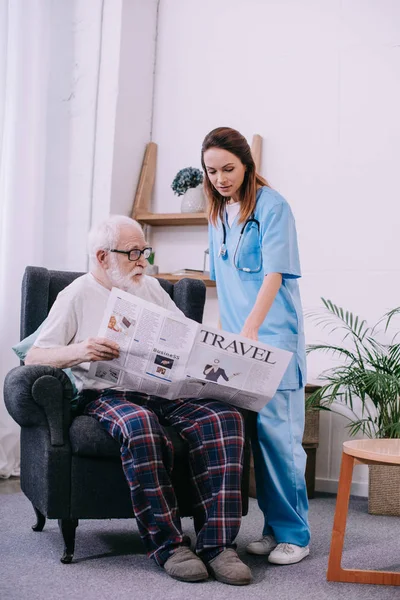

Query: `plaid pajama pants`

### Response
(79, 390, 244, 566)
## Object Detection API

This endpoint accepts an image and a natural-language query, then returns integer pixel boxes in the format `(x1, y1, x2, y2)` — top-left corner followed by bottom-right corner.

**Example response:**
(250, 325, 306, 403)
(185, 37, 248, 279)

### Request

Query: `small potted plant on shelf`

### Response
(306, 298, 400, 515)
(171, 167, 206, 213)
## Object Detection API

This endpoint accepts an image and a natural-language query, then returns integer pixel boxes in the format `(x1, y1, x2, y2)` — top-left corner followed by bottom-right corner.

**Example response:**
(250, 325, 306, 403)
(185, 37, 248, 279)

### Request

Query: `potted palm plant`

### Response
(306, 299, 400, 516)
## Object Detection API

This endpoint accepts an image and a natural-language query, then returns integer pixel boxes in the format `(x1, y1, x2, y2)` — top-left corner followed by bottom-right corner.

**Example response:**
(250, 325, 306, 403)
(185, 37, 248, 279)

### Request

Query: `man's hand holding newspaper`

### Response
(88, 288, 293, 412)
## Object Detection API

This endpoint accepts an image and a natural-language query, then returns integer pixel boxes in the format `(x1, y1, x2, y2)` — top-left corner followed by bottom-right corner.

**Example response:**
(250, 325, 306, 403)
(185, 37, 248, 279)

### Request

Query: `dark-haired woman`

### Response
(201, 127, 310, 565)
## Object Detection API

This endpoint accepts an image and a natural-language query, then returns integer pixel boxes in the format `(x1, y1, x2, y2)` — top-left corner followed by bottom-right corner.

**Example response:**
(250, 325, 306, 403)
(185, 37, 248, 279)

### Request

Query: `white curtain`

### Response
(0, 1, 50, 477)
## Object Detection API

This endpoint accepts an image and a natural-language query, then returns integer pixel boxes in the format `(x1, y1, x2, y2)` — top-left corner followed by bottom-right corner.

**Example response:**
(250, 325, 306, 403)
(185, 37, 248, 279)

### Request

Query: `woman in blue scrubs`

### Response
(201, 127, 310, 565)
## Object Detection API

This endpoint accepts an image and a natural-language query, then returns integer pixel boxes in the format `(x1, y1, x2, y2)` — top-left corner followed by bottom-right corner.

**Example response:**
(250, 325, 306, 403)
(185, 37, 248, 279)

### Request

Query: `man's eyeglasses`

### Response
(110, 247, 153, 262)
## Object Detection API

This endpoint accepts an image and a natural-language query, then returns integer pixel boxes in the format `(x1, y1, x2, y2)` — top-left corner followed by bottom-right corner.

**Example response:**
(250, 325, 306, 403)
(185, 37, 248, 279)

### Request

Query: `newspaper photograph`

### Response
(183, 327, 292, 411)
(88, 287, 293, 412)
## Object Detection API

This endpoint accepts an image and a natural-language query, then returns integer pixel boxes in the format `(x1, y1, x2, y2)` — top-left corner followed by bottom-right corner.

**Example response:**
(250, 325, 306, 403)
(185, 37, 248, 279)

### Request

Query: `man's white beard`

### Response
(106, 257, 144, 293)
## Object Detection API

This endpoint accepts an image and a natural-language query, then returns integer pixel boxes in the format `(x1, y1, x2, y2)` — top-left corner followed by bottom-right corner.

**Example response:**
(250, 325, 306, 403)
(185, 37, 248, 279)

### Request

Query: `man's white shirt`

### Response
(34, 273, 184, 392)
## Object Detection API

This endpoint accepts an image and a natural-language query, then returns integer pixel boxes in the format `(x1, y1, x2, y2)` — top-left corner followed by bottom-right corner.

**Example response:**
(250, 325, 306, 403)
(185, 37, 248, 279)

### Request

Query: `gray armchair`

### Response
(4, 267, 251, 563)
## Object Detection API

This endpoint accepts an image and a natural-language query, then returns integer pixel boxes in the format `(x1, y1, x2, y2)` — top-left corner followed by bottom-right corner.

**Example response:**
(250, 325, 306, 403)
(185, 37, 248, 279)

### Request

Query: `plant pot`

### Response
(180, 185, 206, 213)
(303, 407, 320, 445)
(368, 464, 400, 516)
(146, 264, 159, 275)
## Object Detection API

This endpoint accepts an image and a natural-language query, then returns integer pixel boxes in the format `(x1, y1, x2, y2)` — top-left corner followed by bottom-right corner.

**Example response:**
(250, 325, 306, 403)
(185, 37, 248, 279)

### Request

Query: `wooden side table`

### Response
(327, 439, 400, 586)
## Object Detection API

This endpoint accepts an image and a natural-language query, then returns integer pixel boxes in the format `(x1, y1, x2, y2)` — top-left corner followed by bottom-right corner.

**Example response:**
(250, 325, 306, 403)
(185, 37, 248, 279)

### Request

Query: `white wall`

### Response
(151, 0, 400, 495)
(110, 0, 158, 216)
(42, 0, 105, 271)
(43, 0, 158, 268)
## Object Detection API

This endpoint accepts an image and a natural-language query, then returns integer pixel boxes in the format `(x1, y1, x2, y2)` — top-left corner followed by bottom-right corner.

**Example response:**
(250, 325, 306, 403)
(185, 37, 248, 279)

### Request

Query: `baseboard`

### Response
(315, 477, 368, 497)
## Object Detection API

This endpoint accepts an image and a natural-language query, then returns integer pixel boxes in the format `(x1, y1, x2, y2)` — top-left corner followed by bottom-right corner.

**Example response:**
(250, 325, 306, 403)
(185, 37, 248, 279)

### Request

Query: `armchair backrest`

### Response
(20, 266, 206, 340)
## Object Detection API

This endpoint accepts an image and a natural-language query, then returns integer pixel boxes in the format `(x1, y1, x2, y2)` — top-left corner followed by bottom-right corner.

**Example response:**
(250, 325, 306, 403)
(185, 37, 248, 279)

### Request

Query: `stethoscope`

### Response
(218, 216, 262, 273)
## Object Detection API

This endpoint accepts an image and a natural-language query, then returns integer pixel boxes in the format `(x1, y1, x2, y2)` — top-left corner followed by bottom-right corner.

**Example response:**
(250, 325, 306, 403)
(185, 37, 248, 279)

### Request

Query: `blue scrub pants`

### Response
(252, 387, 311, 547)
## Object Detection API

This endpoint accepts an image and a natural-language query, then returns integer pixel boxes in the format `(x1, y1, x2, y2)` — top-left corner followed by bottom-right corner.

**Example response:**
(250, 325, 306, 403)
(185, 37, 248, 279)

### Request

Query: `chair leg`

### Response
(58, 518, 78, 564)
(32, 505, 46, 532)
(327, 451, 354, 581)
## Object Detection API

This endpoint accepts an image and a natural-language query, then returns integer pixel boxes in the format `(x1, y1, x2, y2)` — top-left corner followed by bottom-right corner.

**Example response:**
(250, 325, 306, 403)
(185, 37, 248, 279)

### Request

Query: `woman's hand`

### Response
(241, 319, 259, 341)
(240, 273, 282, 341)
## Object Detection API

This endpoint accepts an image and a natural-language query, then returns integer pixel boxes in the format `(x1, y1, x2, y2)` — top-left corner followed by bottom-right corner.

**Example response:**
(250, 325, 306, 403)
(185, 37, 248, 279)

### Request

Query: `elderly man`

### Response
(25, 215, 251, 586)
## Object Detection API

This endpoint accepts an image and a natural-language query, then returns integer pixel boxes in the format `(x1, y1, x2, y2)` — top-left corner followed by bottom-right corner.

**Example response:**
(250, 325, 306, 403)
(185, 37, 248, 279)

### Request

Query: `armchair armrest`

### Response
(4, 365, 73, 446)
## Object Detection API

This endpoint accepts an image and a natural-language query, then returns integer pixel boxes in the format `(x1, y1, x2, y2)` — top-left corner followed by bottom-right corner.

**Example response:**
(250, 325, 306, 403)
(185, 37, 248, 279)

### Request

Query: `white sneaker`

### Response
(268, 543, 310, 565)
(246, 535, 277, 556)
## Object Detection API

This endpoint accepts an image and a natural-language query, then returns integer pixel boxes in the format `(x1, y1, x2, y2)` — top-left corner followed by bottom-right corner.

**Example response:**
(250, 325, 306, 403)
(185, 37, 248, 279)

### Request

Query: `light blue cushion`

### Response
(12, 325, 44, 360)
(12, 325, 79, 400)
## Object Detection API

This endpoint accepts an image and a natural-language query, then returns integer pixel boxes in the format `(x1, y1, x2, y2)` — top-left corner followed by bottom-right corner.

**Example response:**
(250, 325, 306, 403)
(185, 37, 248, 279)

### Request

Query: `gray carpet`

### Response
(0, 489, 399, 600)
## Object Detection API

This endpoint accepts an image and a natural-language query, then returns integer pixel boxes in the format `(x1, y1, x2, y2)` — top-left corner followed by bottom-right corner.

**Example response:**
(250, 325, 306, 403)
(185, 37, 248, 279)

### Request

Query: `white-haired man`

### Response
(26, 215, 251, 586)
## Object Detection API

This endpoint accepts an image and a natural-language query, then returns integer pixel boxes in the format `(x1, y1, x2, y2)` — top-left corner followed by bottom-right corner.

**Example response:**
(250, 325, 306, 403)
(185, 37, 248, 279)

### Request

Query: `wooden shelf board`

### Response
(136, 212, 208, 226)
(153, 273, 216, 287)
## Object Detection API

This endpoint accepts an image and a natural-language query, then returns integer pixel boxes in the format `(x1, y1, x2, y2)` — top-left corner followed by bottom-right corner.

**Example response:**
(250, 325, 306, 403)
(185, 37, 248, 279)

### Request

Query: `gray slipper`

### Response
(164, 546, 209, 583)
(208, 548, 252, 586)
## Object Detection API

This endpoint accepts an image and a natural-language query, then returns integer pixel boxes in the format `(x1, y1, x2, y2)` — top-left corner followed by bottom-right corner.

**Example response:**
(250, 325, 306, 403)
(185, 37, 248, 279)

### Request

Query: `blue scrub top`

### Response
(209, 186, 306, 390)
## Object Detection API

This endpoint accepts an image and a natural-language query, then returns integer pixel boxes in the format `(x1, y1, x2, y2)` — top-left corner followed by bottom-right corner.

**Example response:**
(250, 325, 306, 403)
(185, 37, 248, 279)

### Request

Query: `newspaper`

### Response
(88, 288, 293, 412)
